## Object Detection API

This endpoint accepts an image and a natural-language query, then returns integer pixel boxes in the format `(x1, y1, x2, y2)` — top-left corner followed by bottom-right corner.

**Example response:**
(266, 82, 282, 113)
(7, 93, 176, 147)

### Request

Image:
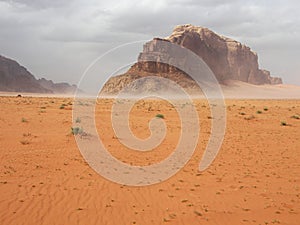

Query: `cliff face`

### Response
(101, 24, 282, 95)
(0, 55, 78, 94)
(166, 25, 281, 85)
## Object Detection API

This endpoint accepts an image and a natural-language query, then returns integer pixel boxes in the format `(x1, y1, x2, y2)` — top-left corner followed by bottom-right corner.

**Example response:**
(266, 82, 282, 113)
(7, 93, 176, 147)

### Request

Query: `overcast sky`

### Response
(0, 0, 299, 89)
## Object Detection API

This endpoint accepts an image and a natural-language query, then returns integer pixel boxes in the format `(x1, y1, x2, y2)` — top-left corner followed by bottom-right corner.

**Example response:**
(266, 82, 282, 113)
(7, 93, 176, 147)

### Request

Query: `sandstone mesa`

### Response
(101, 24, 282, 95)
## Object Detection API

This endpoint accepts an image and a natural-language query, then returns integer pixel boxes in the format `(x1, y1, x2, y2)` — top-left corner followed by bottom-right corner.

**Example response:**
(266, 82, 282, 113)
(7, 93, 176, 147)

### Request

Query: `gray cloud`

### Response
(1, 0, 72, 9)
(0, 0, 299, 88)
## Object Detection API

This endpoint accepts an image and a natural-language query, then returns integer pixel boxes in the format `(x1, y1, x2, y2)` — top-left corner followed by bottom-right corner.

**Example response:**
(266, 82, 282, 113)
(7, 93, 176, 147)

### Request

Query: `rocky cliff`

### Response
(166, 25, 282, 84)
(0, 55, 78, 94)
(101, 24, 282, 95)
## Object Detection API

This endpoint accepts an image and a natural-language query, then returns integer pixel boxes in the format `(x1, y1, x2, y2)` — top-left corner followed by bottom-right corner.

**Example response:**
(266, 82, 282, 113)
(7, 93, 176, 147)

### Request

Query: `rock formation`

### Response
(0, 55, 78, 94)
(101, 24, 282, 95)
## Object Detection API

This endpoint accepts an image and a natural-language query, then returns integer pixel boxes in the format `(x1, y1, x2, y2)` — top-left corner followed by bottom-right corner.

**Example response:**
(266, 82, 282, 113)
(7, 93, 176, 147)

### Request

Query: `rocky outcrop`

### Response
(101, 24, 282, 95)
(0, 55, 78, 94)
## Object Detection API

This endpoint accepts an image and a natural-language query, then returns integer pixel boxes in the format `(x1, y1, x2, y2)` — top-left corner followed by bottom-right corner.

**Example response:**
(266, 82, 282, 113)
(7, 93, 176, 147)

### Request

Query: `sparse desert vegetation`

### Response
(155, 113, 165, 119)
(291, 114, 300, 119)
(71, 127, 83, 135)
(60, 103, 67, 109)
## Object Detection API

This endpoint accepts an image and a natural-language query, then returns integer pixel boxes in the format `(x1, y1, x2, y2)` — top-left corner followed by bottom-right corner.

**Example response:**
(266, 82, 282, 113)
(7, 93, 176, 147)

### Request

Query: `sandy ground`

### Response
(221, 81, 300, 99)
(0, 96, 300, 225)
(2, 80, 300, 99)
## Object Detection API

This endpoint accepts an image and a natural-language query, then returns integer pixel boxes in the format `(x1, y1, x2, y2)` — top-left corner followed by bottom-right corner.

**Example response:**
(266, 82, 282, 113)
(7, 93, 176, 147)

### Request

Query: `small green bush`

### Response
(281, 121, 287, 126)
(60, 103, 67, 109)
(291, 115, 299, 120)
(75, 117, 81, 123)
(155, 114, 164, 119)
(71, 127, 83, 135)
(21, 118, 28, 123)
(256, 110, 262, 114)
(263, 107, 268, 111)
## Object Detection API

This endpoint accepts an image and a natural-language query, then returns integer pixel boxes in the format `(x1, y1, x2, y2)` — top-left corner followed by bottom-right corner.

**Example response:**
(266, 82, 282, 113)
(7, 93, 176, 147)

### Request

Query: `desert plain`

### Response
(0, 95, 300, 225)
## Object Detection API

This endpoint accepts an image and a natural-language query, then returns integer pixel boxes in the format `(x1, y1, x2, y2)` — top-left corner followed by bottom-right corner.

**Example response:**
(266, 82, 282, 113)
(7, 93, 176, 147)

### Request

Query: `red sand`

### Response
(0, 96, 299, 224)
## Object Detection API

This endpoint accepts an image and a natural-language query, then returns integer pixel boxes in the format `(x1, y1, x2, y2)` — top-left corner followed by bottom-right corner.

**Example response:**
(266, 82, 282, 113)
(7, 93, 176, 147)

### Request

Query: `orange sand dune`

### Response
(0, 96, 300, 225)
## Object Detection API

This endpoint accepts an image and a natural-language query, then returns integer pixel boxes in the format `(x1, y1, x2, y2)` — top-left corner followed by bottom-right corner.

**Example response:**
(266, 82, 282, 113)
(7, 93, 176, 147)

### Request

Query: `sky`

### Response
(0, 0, 300, 89)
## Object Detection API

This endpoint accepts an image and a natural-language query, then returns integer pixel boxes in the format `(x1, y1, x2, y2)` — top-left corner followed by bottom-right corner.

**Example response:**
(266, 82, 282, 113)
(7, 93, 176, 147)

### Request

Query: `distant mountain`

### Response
(0, 55, 78, 94)
(38, 78, 78, 94)
(101, 24, 282, 95)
